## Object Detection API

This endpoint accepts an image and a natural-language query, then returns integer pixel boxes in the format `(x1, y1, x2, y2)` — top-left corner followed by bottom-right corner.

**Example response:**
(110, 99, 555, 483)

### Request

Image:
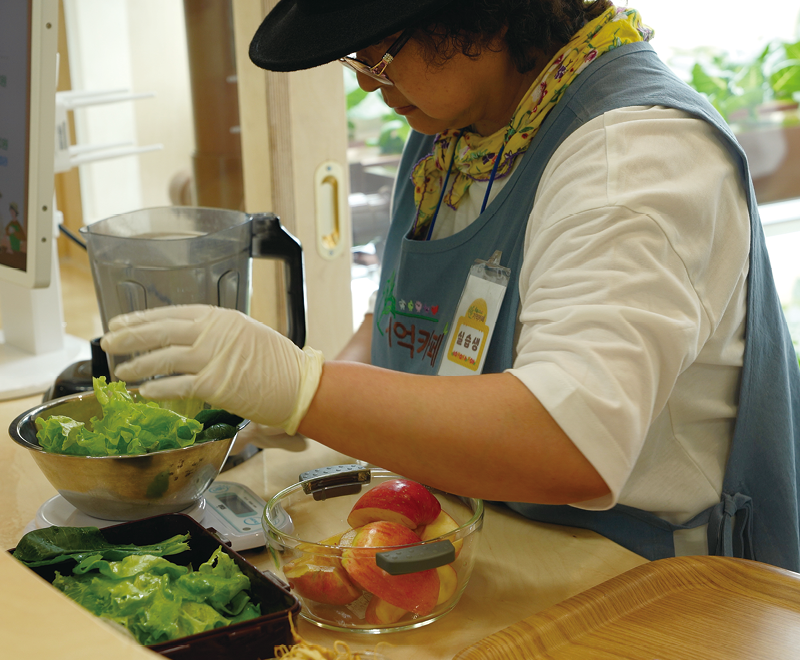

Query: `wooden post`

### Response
(54, 0, 86, 267)
(231, 0, 354, 357)
(182, 0, 244, 210)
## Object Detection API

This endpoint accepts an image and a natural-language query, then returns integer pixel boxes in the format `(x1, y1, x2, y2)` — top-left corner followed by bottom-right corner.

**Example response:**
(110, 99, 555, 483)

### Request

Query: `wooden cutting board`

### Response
(454, 555, 800, 660)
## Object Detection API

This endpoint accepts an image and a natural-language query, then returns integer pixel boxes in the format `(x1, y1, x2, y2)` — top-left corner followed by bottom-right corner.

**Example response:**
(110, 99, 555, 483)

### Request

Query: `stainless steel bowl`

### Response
(9, 390, 239, 521)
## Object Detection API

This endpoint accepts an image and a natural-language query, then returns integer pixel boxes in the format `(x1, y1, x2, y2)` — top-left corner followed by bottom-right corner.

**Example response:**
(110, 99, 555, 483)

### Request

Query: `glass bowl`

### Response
(262, 465, 483, 634)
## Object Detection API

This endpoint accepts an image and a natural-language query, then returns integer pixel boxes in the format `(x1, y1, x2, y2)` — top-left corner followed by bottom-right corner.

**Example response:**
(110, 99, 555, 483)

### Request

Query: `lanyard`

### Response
(424, 131, 507, 241)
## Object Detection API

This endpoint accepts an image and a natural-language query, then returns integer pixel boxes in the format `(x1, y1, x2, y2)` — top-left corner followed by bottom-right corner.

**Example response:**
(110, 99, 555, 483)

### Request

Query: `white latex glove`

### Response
(100, 305, 324, 435)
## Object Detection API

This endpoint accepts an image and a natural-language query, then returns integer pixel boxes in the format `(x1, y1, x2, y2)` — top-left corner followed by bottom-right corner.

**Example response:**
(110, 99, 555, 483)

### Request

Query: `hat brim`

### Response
(249, 0, 453, 72)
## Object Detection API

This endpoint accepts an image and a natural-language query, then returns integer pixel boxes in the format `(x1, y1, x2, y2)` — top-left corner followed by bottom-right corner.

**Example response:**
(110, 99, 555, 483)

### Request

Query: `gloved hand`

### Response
(100, 305, 324, 435)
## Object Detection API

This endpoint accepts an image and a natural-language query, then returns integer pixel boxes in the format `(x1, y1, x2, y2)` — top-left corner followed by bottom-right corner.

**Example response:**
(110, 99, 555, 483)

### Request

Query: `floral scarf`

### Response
(409, 4, 654, 239)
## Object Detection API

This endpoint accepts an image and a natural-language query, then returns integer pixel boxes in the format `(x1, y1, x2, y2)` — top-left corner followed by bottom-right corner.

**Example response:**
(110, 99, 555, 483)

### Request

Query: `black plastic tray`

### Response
(12, 513, 301, 660)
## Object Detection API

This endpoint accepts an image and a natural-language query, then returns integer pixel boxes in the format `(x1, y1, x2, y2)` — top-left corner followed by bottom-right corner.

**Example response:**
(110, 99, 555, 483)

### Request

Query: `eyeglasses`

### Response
(339, 28, 415, 86)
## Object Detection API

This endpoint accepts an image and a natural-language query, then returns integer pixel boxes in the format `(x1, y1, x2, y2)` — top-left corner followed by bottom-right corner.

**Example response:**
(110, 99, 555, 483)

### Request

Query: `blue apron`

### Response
(372, 42, 800, 571)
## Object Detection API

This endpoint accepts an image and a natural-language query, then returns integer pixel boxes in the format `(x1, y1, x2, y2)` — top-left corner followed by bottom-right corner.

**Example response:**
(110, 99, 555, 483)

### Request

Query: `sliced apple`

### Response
(365, 595, 408, 625)
(435, 564, 458, 605)
(338, 528, 358, 548)
(283, 552, 361, 606)
(292, 530, 348, 563)
(318, 531, 346, 546)
(417, 510, 463, 556)
(342, 520, 440, 616)
(347, 479, 441, 530)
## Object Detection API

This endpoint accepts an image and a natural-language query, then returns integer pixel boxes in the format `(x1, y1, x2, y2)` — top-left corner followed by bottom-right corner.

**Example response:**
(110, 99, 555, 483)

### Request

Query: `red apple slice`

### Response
(365, 596, 408, 625)
(435, 564, 458, 605)
(318, 531, 346, 546)
(342, 520, 440, 616)
(283, 553, 362, 606)
(338, 528, 358, 548)
(347, 479, 441, 530)
(417, 510, 463, 556)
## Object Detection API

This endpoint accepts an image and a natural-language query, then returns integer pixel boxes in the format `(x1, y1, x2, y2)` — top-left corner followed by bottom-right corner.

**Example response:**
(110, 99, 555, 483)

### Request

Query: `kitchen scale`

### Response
(25, 481, 268, 552)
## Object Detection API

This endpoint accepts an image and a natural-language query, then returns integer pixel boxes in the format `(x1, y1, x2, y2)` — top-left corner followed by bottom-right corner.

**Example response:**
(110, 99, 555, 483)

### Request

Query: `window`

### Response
(345, 69, 407, 330)
(635, 0, 800, 347)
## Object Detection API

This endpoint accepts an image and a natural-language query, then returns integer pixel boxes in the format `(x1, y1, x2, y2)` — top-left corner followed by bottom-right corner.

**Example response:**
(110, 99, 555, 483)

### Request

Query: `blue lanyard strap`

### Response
(424, 129, 509, 241)
(425, 131, 461, 241)
(480, 140, 507, 214)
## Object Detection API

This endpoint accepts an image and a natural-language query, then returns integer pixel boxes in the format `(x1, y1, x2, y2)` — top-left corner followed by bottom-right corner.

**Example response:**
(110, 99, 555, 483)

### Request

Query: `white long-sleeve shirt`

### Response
(428, 105, 750, 524)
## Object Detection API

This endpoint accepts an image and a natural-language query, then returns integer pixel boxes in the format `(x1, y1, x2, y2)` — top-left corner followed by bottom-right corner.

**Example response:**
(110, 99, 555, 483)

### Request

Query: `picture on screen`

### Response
(0, 1, 30, 273)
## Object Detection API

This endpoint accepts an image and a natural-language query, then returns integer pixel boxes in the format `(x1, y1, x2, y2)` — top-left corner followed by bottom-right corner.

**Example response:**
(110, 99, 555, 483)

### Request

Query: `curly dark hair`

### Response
(414, 0, 613, 72)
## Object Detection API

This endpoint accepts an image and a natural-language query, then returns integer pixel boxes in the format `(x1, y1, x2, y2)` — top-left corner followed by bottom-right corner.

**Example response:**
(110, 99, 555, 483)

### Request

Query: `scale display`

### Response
(202, 481, 267, 551)
(216, 491, 254, 515)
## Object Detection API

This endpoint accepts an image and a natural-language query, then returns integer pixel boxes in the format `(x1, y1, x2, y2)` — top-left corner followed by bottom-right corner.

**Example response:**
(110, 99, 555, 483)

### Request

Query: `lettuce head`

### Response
(35, 377, 204, 456)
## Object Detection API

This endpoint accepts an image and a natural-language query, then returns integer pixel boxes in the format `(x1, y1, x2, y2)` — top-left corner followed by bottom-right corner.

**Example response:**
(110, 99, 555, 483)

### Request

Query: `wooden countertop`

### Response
(0, 259, 648, 659)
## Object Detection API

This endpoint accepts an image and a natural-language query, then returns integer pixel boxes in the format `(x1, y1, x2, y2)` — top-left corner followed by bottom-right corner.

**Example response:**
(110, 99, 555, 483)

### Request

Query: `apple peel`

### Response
(342, 521, 440, 616)
(347, 479, 441, 530)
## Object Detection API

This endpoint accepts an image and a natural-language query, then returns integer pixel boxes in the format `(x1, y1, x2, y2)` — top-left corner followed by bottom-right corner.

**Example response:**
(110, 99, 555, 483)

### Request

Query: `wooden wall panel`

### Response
(231, 0, 354, 357)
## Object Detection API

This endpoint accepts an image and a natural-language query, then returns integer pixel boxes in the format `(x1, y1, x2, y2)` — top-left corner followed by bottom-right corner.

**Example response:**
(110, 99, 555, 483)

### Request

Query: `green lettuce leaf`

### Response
(153, 397, 205, 421)
(73, 553, 190, 580)
(182, 547, 252, 612)
(12, 526, 191, 567)
(51, 546, 261, 646)
(35, 377, 204, 456)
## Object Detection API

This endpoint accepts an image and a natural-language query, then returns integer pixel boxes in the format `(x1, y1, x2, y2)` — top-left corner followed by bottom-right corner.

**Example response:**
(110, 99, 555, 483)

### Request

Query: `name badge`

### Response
(438, 250, 510, 376)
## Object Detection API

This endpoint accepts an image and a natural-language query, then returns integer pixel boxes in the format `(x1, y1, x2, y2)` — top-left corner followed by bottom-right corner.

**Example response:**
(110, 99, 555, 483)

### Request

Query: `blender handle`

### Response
(249, 213, 307, 348)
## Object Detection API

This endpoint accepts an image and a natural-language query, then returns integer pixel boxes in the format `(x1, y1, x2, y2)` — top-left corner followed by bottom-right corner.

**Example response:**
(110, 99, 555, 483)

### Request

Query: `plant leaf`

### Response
(12, 526, 191, 567)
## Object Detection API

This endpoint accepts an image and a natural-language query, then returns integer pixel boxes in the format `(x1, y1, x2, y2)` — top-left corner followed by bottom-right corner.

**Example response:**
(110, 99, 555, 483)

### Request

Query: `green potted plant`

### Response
(688, 39, 800, 125)
(685, 37, 800, 203)
(346, 84, 410, 155)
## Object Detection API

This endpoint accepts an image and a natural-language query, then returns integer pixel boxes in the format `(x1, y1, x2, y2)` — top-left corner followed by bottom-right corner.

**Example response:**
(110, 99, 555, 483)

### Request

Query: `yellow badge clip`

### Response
(446, 298, 490, 372)
(438, 251, 511, 376)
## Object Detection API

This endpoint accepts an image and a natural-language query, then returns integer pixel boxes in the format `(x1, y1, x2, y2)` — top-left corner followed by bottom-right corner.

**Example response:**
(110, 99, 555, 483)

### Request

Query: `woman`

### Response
(102, 0, 800, 568)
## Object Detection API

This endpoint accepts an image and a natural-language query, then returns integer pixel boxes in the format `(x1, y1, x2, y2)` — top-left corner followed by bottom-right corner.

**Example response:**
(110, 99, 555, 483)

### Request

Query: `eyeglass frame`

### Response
(339, 27, 415, 86)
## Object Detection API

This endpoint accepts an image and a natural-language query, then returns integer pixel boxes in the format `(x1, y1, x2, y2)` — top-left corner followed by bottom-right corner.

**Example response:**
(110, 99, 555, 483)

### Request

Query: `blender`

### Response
(81, 205, 307, 469)
(47, 205, 306, 466)
(23, 206, 308, 541)
(47, 206, 306, 397)
(81, 205, 306, 353)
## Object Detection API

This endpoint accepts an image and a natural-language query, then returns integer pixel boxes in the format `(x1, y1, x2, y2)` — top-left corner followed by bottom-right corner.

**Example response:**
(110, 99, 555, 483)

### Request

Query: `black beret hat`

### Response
(249, 0, 455, 72)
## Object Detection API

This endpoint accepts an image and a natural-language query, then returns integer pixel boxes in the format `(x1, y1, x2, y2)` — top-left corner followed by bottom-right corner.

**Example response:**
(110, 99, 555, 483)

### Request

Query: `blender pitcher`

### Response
(80, 206, 306, 378)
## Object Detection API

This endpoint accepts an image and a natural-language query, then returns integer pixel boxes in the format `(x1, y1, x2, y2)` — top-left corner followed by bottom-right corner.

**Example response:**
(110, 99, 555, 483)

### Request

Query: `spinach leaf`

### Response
(12, 526, 190, 567)
(193, 409, 245, 443)
(196, 423, 238, 442)
(194, 409, 244, 430)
